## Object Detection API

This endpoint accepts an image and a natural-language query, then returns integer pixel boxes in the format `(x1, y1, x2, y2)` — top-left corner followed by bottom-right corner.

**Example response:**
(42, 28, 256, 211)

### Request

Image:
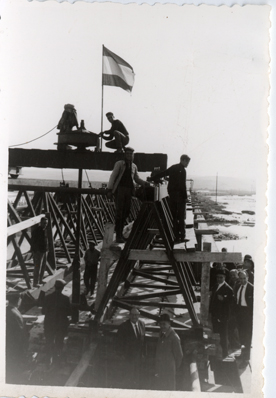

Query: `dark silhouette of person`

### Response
(30, 216, 49, 287)
(116, 307, 146, 389)
(99, 112, 129, 152)
(83, 241, 100, 296)
(42, 279, 71, 365)
(149, 154, 190, 243)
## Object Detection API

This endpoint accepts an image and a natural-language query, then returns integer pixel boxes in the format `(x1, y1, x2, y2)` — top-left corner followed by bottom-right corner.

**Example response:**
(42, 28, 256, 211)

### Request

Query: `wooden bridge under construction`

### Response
(6, 147, 250, 392)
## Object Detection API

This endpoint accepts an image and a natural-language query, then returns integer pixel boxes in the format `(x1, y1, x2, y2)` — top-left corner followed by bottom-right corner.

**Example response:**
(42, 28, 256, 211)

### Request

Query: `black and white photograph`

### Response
(1, 1, 270, 396)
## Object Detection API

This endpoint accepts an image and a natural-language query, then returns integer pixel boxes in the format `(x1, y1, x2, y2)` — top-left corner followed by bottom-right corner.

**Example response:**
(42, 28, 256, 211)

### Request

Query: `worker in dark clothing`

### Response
(83, 241, 100, 296)
(149, 154, 190, 243)
(31, 216, 49, 287)
(107, 147, 150, 243)
(209, 270, 234, 358)
(99, 112, 129, 152)
(42, 279, 71, 365)
(6, 293, 29, 383)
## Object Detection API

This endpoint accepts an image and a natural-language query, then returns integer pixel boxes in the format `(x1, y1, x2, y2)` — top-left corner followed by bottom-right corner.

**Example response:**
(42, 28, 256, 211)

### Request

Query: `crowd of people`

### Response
(209, 250, 254, 368)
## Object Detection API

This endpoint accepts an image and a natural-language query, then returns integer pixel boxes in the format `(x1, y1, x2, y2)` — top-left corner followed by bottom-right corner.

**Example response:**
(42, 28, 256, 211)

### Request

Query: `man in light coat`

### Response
(155, 313, 183, 391)
(107, 147, 149, 243)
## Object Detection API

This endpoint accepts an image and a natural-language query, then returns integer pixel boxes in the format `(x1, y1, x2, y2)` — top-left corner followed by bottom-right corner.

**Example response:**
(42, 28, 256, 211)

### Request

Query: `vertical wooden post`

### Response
(200, 242, 211, 326)
(72, 168, 83, 322)
(95, 223, 114, 311)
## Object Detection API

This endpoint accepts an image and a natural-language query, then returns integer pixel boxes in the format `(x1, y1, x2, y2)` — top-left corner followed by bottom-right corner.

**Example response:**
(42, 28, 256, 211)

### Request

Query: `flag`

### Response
(102, 46, 135, 93)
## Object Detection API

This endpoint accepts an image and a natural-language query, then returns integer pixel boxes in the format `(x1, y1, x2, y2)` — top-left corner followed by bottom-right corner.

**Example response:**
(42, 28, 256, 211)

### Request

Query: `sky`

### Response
(2, 2, 269, 181)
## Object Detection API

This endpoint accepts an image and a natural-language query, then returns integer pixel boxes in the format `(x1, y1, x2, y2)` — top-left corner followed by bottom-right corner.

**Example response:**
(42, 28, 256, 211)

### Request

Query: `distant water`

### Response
(207, 194, 256, 259)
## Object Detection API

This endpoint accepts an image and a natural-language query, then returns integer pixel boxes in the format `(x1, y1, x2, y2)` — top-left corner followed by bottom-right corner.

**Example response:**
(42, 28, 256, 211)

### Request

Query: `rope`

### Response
(84, 170, 92, 188)
(9, 125, 57, 148)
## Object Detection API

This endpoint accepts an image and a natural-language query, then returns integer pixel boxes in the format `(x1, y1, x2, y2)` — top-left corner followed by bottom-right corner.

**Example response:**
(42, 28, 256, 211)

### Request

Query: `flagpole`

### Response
(100, 44, 104, 152)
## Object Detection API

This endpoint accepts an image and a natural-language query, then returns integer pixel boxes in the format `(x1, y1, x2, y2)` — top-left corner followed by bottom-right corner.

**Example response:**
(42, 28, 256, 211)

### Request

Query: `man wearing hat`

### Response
(107, 147, 150, 243)
(155, 313, 183, 391)
(209, 270, 234, 358)
(99, 112, 129, 153)
(42, 279, 71, 364)
(149, 154, 190, 243)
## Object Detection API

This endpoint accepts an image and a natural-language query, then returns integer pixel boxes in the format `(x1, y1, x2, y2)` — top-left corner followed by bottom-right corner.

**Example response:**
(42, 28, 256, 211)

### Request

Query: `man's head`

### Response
(129, 306, 140, 324)
(180, 154, 190, 168)
(216, 269, 226, 284)
(243, 259, 254, 272)
(40, 217, 48, 229)
(159, 313, 171, 333)
(222, 248, 227, 252)
(243, 254, 252, 262)
(89, 241, 96, 251)
(55, 279, 66, 292)
(124, 147, 135, 162)
(238, 270, 248, 285)
(7, 292, 22, 308)
(229, 269, 239, 281)
(106, 112, 114, 123)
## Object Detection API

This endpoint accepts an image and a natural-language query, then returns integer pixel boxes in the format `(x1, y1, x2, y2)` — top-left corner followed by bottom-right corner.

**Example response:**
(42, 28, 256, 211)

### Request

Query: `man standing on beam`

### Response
(107, 147, 150, 243)
(149, 154, 191, 243)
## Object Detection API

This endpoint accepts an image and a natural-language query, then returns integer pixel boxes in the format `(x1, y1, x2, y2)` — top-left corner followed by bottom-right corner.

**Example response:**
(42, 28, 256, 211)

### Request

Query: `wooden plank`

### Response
(185, 210, 194, 228)
(95, 224, 115, 311)
(116, 299, 188, 309)
(9, 148, 167, 172)
(195, 229, 219, 235)
(101, 248, 242, 263)
(7, 214, 45, 237)
(65, 342, 98, 387)
(200, 242, 211, 326)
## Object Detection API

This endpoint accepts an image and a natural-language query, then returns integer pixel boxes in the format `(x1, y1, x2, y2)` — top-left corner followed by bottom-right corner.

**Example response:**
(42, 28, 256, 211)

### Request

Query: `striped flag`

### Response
(102, 46, 135, 93)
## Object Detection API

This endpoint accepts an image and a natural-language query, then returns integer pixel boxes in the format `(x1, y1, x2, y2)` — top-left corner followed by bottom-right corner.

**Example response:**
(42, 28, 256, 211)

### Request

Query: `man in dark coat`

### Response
(155, 313, 183, 391)
(209, 270, 234, 358)
(234, 270, 254, 366)
(99, 112, 129, 152)
(116, 307, 146, 389)
(149, 154, 190, 243)
(83, 241, 100, 296)
(42, 279, 71, 364)
(6, 293, 29, 383)
(31, 216, 49, 287)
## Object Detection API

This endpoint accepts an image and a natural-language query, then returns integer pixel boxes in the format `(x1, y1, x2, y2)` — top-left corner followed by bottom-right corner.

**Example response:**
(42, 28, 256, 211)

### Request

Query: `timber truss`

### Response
(7, 184, 141, 292)
(94, 196, 242, 334)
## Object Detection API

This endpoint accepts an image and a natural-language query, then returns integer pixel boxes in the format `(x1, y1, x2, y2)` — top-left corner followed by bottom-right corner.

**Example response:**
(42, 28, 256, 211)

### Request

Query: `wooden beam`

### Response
(200, 242, 211, 326)
(9, 148, 167, 172)
(101, 248, 242, 263)
(95, 224, 114, 311)
(65, 342, 98, 387)
(7, 214, 45, 237)
(195, 229, 219, 235)
(116, 299, 188, 309)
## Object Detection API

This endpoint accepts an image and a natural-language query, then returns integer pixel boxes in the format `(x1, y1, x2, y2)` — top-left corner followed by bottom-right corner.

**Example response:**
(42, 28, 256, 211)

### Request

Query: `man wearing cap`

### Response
(99, 112, 129, 153)
(31, 216, 49, 287)
(149, 155, 190, 243)
(155, 313, 183, 391)
(107, 147, 149, 243)
(6, 293, 29, 383)
(209, 270, 233, 358)
(83, 241, 100, 296)
(116, 307, 146, 389)
(42, 279, 71, 364)
(233, 270, 254, 366)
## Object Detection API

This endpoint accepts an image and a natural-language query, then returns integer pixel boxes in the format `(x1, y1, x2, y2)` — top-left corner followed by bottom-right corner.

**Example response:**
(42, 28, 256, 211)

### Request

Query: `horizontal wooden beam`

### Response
(116, 299, 187, 309)
(7, 214, 45, 237)
(195, 229, 219, 235)
(102, 248, 242, 263)
(8, 182, 108, 195)
(9, 148, 167, 172)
